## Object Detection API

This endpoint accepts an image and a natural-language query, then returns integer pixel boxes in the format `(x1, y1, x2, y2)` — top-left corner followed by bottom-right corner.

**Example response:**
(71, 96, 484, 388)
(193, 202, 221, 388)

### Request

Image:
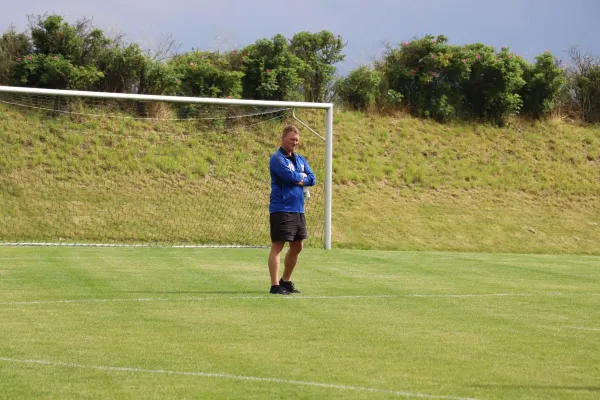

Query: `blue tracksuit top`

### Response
(269, 147, 316, 214)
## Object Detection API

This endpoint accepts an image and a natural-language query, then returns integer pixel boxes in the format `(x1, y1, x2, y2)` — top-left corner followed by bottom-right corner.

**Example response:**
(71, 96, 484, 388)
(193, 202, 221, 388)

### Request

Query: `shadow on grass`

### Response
(119, 291, 265, 295)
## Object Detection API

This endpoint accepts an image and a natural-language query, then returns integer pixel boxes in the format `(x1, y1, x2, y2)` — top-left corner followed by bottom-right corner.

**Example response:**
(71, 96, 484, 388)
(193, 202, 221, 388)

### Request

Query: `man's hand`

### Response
(297, 173, 307, 186)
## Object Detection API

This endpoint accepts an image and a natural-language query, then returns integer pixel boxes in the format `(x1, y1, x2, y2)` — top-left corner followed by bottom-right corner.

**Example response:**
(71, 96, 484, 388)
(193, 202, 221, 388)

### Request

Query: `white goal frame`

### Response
(0, 86, 334, 249)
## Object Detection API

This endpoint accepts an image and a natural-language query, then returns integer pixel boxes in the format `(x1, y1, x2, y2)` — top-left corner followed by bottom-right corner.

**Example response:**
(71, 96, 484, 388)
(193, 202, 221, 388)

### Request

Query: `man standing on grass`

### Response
(268, 125, 316, 295)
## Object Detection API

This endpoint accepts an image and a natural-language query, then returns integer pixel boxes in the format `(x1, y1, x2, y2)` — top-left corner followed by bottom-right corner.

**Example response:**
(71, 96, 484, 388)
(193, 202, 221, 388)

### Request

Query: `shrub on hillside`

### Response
(290, 30, 345, 102)
(168, 51, 243, 99)
(240, 34, 304, 101)
(336, 66, 382, 111)
(519, 52, 566, 119)
(0, 27, 31, 85)
(12, 54, 103, 90)
(462, 44, 526, 125)
(567, 48, 600, 123)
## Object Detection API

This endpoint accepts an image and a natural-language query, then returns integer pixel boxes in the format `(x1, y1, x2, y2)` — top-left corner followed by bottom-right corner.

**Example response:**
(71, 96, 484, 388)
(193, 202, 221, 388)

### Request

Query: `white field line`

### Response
(1, 292, 599, 306)
(0, 242, 267, 248)
(0, 255, 205, 260)
(566, 326, 600, 332)
(0, 357, 476, 400)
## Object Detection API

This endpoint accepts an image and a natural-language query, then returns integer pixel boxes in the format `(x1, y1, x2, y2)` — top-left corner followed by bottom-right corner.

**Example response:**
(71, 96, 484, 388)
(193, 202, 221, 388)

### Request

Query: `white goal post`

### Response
(0, 85, 334, 249)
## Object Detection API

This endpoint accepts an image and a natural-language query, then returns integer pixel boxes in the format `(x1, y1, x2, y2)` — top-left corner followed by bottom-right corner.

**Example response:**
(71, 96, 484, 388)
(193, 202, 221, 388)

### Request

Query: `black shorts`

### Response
(270, 212, 308, 242)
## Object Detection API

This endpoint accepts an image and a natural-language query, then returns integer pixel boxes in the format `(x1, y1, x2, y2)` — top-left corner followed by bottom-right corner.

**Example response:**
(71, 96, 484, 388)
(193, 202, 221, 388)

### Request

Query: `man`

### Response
(268, 125, 316, 295)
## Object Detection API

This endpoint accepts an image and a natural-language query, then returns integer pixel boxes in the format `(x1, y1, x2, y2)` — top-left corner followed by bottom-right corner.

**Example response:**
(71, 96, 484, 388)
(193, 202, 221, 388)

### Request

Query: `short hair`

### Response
(282, 125, 299, 139)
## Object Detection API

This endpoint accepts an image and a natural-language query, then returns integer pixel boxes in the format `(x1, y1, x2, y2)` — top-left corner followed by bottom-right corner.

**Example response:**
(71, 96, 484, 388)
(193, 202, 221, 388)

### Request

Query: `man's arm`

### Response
(301, 158, 316, 187)
(270, 155, 305, 185)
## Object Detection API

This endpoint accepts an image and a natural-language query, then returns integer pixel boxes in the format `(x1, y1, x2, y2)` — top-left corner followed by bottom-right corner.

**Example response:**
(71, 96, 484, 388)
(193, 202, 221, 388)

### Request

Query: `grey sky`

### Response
(2, 0, 599, 73)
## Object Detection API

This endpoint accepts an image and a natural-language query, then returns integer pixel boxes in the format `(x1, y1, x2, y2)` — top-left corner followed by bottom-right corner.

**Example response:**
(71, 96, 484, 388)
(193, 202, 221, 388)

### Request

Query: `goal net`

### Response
(0, 87, 333, 248)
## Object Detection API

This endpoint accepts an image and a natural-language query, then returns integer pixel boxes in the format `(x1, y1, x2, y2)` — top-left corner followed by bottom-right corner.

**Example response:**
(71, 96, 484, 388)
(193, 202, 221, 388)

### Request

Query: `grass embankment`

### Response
(0, 103, 599, 253)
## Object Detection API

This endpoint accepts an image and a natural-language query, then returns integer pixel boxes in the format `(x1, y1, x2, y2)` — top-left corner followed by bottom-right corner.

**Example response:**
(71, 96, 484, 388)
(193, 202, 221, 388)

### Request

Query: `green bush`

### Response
(290, 31, 345, 102)
(576, 65, 600, 122)
(377, 35, 467, 121)
(241, 34, 304, 101)
(462, 44, 525, 125)
(142, 60, 181, 96)
(519, 52, 566, 118)
(567, 48, 600, 123)
(169, 51, 243, 98)
(377, 36, 534, 124)
(0, 27, 31, 85)
(12, 54, 103, 90)
(29, 15, 111, 67)
(96, 43, 146, 93)
(336, 66, 381, 110)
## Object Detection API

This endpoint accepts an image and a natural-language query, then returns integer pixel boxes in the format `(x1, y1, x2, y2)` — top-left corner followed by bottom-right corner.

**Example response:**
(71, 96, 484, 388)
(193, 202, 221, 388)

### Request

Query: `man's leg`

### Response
(282, 240, 303, 282)
(268, 241, 286, 286)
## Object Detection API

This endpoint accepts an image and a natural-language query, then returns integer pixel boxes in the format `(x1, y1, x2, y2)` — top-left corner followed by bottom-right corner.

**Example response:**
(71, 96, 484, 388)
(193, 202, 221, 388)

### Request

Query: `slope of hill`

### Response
(1, 102, 599, 253)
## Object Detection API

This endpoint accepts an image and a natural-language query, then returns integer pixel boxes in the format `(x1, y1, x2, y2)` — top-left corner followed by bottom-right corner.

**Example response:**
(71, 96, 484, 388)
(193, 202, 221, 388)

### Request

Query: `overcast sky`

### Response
(2, 0, 599, 73)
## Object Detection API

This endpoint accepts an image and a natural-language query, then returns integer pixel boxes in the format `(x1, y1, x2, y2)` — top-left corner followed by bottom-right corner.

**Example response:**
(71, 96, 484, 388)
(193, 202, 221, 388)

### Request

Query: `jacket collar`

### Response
(279, 147, 295, 158)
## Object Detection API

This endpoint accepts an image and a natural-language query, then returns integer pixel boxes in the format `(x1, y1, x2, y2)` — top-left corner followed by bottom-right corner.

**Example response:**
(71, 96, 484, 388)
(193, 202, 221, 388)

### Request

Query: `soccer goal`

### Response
(0, 86, 333, 249)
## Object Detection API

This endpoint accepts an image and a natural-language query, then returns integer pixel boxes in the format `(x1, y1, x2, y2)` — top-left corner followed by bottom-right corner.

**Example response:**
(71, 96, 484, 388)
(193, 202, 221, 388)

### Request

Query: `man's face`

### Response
(281, 132, 300, 154)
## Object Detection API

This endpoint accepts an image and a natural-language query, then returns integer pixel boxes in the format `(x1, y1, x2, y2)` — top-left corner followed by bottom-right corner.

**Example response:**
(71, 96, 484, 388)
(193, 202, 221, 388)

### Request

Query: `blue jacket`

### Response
(269, 147, 316, 214)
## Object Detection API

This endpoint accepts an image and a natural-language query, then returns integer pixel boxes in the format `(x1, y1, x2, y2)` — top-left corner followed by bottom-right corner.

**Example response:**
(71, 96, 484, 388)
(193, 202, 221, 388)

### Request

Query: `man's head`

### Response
(281, 125, 300, 154)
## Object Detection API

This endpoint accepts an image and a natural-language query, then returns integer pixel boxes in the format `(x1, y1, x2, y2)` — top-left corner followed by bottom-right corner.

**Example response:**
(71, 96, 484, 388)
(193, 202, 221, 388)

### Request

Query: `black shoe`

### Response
(270, 285, 291, 295)
(279, 279, 301, 293)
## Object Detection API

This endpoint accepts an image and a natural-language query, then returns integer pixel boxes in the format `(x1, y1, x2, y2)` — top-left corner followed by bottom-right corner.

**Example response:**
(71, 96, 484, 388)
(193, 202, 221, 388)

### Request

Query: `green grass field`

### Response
(1, 247, 599, 399)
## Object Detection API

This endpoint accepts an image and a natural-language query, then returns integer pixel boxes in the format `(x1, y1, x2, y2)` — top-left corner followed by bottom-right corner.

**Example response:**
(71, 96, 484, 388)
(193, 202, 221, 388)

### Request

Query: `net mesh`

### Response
(0, 91, 326, 247)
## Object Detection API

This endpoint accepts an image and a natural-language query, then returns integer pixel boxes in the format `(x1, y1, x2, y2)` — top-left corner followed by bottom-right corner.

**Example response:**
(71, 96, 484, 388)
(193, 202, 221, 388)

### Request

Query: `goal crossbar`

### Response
(0, 86, 333, 109)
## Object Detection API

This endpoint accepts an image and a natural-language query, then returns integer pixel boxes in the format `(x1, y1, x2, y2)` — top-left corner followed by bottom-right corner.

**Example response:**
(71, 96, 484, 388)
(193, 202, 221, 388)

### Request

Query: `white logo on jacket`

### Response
(287, 162, 295, 171)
